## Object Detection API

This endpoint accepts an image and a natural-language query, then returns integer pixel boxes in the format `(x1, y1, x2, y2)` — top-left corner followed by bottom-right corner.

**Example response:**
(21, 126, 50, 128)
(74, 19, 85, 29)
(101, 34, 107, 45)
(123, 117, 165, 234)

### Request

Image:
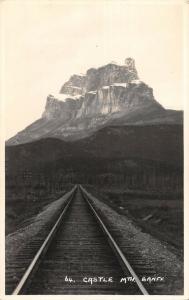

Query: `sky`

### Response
(1, 0, 185, 139)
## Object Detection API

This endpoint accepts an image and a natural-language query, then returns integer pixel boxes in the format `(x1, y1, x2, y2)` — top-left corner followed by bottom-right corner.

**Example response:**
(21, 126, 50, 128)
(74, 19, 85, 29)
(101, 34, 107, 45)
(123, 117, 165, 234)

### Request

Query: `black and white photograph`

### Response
(1, 0, 188, 297)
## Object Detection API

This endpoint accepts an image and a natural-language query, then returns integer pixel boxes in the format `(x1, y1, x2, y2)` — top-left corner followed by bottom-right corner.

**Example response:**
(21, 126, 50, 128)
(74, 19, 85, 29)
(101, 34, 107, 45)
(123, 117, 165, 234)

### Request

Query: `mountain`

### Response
(7, 58, 183, 146)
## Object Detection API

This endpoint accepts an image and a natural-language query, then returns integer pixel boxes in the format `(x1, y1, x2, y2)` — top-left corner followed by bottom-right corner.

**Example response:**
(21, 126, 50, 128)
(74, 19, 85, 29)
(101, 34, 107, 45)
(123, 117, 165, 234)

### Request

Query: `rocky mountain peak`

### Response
(8, 58, 178, 146)
(43, 58, 159, 121)
(125, 57, 136, 70)
(60, 58, 138, 96)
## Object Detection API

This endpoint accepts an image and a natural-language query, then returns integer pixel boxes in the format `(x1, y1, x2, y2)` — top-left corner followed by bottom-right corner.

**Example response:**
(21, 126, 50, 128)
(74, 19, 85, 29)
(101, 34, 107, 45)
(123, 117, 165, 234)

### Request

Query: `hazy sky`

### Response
(1, 0, 185, 139)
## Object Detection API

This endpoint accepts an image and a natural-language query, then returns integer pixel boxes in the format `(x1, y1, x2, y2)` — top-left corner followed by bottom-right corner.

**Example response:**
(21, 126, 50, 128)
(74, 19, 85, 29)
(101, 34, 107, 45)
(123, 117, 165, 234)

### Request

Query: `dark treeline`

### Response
(6, 157, 183, 194)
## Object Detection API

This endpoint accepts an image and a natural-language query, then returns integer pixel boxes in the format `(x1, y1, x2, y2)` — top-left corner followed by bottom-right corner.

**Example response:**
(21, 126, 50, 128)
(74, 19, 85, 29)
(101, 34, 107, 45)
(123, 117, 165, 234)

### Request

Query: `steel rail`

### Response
(80, 185, 149, 295)
(12, 185, 77, 295)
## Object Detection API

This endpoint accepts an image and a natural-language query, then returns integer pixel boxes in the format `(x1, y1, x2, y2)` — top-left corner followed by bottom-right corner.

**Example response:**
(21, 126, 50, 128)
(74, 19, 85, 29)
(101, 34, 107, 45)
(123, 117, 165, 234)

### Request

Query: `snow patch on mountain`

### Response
(49, 93, 81, 102)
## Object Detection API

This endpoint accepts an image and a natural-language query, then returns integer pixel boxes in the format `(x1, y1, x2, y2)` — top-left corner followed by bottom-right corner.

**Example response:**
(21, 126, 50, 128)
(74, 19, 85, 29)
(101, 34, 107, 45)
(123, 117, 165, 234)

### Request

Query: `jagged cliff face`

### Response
(7, 58, 172, 145)
(43, 58, 162, 121)
(43, 96, 82, 120)
(44, 81, 157, 119)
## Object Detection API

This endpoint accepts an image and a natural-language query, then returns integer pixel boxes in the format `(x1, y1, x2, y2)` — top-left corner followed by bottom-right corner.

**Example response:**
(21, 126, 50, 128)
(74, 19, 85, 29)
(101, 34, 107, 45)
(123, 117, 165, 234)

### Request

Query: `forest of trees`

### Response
(6, 157, 183, 195)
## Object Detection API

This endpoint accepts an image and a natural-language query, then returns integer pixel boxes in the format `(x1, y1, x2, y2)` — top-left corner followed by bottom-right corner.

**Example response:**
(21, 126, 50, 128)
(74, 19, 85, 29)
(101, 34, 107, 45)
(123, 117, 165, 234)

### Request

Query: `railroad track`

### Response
(6, 185, 150, 295)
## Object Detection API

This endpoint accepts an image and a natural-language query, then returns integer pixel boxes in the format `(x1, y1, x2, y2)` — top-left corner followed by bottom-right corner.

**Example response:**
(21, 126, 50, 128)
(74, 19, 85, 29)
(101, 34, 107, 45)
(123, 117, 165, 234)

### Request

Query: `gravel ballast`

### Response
(82, 187, 183, 295)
